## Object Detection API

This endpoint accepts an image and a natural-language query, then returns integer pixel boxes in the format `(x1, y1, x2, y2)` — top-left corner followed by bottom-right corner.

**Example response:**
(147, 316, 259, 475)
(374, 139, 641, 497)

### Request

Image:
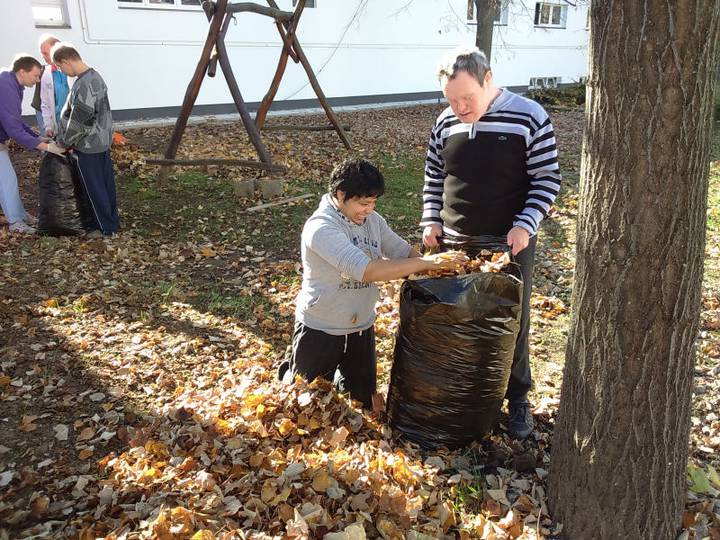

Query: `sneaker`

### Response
(9, 221, 36, 234)
(24, 214, 38, 226)
(85, 229, 104, 239)
(507, 400, 534, 439)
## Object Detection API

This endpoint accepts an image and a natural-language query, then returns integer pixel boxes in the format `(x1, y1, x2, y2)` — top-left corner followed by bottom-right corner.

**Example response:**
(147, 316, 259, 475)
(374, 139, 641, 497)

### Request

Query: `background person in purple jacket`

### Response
(0, 55, 64, 234)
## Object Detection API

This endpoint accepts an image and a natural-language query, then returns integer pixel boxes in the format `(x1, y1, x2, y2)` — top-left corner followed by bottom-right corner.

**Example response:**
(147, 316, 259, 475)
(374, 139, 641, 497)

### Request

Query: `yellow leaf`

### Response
(312, 470, 331, 492)
(277, 418, 295, 436)
(270, 486, 292, 506)
(142, 467, 159, 479)
(199, 246, 217, 258)
(191, 531, 215, 540)
(249, 453, 264, 468)
(170, 506, 194, 533)
(261, 480, 277, 502)
(145, 440, 168, 456)
(78, 448, 94, 460)
(244, 393, 267, 408)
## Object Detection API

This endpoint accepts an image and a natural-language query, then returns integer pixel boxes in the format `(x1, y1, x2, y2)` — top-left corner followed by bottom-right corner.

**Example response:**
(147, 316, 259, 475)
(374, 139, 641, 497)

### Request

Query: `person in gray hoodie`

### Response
(280, 158, 467, 409)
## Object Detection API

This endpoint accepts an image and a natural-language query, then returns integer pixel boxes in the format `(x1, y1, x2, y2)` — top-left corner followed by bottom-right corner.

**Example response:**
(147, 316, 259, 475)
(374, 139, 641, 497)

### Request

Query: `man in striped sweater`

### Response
(421, 47, 561, 439)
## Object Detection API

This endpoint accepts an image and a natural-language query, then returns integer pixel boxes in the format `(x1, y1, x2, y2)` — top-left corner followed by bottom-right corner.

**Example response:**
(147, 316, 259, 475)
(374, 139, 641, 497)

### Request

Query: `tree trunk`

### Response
(548, 2, 720, 539)
(474, 0, 499, 62)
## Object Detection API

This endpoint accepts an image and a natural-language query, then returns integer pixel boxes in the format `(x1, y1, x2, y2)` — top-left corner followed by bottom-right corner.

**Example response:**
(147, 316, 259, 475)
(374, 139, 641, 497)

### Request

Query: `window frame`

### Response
(31, 0, 71, 28)
(533, 2, 568, 29)
(116, 0, 204, 12)
(466, 0, 510, 27)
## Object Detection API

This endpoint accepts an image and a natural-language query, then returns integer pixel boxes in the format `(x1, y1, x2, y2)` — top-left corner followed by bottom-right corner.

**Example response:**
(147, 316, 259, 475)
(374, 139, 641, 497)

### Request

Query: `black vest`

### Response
(440, 128, 530, 236)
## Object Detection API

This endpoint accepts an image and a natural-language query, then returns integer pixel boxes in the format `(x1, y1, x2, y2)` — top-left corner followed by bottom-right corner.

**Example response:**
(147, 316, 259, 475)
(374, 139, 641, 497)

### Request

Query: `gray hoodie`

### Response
(296, 194, 412, 335)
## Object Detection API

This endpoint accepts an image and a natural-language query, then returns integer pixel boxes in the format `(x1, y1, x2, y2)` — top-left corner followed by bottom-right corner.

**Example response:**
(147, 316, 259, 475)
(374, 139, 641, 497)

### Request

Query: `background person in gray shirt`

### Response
(52, 43, 119, 236)
(280, 158, 467, 409)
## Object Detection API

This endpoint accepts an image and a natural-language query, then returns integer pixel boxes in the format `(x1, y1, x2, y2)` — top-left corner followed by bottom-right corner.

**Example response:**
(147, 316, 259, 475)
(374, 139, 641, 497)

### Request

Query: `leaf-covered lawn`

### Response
(0, 105, 718, 539)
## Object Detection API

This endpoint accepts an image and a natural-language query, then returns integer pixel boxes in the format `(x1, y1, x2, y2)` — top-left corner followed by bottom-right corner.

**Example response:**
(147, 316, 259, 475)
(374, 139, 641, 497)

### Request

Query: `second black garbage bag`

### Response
(37, 152, 93, 236)
(387, 242, 523, 450)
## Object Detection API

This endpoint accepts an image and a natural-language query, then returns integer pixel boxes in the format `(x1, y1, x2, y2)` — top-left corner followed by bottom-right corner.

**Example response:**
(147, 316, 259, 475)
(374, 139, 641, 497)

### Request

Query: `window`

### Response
(529, 76, 560, 89)
(117, 0, 202, 9)
(293, 0, 316, 7)
(534, 2, 568, 28)
(467, 0, 509, 25)
(32, 0, 70, 28)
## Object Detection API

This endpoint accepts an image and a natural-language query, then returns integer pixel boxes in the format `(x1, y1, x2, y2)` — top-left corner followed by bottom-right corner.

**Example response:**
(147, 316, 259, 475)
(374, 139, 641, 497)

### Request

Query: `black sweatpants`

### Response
(72, 150, 119, 235)
(283, 321, 376, 409)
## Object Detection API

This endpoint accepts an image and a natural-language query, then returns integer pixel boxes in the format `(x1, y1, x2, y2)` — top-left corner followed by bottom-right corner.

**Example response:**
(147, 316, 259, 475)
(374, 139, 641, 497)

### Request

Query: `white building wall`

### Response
(0, 0, 589, 118)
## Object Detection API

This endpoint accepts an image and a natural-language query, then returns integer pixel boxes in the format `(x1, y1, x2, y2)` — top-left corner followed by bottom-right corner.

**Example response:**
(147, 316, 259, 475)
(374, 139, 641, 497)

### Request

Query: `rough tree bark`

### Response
(474, 0, 499, 62)
(548, 2, 720, 539)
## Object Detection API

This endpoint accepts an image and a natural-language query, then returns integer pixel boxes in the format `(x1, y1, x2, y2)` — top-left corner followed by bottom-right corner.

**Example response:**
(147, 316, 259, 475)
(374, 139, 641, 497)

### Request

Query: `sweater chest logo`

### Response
(352, 236, 378, 249)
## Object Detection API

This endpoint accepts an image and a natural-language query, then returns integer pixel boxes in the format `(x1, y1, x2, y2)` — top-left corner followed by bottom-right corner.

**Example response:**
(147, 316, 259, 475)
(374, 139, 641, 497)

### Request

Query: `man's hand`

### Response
(422, 224, 443, 248)
(46, 141, 66, 156)
(39, 136, 51, 143)
(507, 226, 530, 256)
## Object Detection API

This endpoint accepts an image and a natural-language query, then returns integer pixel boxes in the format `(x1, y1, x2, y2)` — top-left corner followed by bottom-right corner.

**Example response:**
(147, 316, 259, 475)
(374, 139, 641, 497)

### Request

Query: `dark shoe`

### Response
(507, 400, 534, 439)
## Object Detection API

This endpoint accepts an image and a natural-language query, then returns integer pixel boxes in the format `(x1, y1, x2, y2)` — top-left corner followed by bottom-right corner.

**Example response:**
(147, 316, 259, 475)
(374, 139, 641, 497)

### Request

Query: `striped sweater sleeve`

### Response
(514, 109, 561, 236)
(420, 113, 449, 228)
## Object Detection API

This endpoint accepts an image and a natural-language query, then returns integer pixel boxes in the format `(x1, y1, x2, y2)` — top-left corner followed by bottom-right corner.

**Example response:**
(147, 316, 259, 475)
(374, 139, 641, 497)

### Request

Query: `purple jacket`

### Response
(0, 70, 40, 150)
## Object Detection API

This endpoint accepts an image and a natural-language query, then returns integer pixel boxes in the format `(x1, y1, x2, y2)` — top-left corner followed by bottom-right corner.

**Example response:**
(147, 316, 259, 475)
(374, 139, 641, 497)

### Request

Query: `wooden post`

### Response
(203, 1, 219, 77)
(162, 0, 228, 176)
(210, 11, 273, 164)
(266, 0, 352, 150)
(254, 0, 305, 129)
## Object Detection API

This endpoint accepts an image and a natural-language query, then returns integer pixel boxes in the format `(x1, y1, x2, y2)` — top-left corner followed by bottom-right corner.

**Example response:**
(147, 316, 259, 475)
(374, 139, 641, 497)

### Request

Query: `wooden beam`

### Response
(203, 1, 219, 77)
(255, 0, 305, 129)
(226, 2, 292, 21)
(146, 158, 287, 173)
(245, 193, 314, 212)
(261, 124, 351, 132)
(210, 13, 273, 164)
(163, 0, 228, 165)
(266, 0, 352, 150)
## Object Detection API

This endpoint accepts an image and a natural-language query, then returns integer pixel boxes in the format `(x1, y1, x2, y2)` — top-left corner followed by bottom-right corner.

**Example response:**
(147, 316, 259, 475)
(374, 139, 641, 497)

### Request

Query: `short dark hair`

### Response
(438, 46, 491, 87)
(328, 158, 385, 199)
(51, 43, 82, 64)
(12, 55, 41, 73)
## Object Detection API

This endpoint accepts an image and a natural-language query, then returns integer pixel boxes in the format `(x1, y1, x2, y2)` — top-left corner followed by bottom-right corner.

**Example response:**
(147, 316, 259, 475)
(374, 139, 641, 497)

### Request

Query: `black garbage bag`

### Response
(37, 153, 92, 236)
(387, 236, 523, 449)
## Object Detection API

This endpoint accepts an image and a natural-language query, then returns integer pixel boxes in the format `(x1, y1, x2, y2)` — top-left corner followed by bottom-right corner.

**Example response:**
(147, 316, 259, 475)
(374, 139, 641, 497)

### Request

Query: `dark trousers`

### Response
(72, 150, 119, 235)
(283, 321, 376, 409)
(505, 235, 537, 403)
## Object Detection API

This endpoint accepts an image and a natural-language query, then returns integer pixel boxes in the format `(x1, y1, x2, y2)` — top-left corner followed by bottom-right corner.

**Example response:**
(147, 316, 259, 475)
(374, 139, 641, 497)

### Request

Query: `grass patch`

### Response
(196, 289, 271, 319)
(373, 153, 426, 241)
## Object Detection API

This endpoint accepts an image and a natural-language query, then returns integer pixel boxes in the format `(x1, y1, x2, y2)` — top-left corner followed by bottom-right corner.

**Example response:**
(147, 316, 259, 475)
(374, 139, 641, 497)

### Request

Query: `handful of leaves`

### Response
(409, 249, 512, 279)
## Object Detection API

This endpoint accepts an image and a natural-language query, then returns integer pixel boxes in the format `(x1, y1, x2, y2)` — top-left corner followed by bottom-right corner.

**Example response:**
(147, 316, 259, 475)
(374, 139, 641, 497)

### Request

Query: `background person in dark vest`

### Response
(420, 47, 562, 439)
